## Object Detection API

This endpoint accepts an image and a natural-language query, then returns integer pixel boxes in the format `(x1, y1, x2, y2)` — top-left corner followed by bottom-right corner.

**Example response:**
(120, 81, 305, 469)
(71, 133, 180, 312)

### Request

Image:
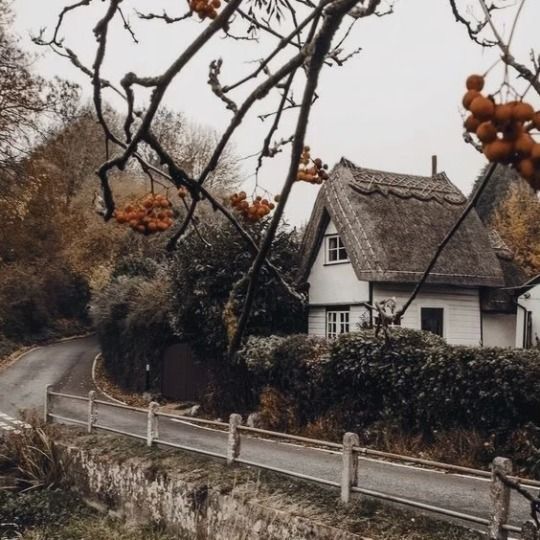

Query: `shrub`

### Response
(0, 489, 89, 531)
(0, 423, 68, 491)
(168, 219, 306, 359)
(91, 270, 176, 391)
(0, 262, 89, 342)
(247, 328, 540, 437)
(324, 328, 540, 433)
(240, 334, 329, 424)
(239, 335, 287, 384)
(257, 387, 299, 432)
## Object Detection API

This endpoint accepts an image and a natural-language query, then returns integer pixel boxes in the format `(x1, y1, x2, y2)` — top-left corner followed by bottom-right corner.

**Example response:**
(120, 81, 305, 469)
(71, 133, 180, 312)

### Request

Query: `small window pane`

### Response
(327, 309, 350, 339)
(327, 235, 348, 263)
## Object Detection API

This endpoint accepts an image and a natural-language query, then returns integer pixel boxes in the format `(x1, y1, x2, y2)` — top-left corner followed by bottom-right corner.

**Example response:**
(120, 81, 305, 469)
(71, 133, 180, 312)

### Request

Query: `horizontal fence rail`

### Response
(43, 386, 534, 538)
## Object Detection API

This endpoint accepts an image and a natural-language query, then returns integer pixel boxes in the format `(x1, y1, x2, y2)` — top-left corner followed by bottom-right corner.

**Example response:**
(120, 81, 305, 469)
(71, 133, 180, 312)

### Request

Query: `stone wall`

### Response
(64, 443, 361, 540)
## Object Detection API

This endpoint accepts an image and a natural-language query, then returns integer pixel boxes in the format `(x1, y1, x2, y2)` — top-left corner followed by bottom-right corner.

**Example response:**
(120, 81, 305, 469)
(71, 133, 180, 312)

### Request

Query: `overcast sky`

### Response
(11, 0, 540, 226)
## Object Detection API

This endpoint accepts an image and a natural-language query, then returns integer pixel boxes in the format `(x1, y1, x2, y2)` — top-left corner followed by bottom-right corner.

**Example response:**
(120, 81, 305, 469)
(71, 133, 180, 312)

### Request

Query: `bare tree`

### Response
(0, 0, 78, 171)
(137, 108, 240, 191)
(449, 0, 540, 98)
(33, 0, 392, 355)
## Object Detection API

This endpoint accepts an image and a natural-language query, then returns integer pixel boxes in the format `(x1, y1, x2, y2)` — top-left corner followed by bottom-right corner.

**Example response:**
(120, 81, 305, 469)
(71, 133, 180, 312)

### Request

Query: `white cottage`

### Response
(299, 158, 526, 347)
(514, 276, 540, 348)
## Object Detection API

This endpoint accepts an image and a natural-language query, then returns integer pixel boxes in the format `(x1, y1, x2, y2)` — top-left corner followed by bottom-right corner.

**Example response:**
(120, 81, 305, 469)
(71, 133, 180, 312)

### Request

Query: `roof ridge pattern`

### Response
(339, 158, 466, 205)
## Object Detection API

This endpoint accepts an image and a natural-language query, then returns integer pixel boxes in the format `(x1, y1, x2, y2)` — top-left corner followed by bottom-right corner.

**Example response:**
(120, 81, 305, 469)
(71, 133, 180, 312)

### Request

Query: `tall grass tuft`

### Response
(0, 412, 69, 492)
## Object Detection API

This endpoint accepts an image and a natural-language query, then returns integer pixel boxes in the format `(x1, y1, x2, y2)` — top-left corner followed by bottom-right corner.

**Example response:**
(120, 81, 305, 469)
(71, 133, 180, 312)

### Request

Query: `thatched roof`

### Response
(480, 231, 528, 313)
(300, 158, 505, 287)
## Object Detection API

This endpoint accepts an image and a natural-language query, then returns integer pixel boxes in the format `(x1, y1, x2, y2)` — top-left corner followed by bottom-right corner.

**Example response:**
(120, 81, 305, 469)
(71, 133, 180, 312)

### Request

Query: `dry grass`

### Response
(0, 411, 69, 492)
(23, 517, 182, 540)
(257, 386, 300, 433)
(360, 423, 494, 470)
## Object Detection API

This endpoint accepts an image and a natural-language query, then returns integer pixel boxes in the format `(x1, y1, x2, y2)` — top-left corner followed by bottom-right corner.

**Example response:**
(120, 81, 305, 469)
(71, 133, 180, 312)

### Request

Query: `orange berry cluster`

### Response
(296, 146, 329, 184)
(190, 0, 221, 20)
(463, 74, 540, 190)
(229, 191, 277, 222)
(114, 193, 174, 234)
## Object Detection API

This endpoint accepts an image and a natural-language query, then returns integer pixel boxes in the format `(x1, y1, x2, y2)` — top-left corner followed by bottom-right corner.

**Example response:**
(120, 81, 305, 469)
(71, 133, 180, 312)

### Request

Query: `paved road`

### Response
(0, 337, 531, 532)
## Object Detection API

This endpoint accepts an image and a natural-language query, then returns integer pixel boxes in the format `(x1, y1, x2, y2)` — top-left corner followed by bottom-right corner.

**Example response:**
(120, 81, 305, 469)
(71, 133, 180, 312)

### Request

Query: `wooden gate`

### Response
(161, 343, 208, 401)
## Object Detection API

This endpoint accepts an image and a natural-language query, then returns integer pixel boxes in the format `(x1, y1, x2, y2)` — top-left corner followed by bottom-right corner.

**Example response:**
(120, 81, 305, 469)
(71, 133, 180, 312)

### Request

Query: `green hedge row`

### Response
(240, 329, 540, 433)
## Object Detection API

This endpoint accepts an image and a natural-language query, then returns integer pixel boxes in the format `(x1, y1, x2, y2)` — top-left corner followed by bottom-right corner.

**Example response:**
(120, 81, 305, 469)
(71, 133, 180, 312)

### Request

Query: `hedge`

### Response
(90, 273, 175, 392)
(326, 329, 540, 432)
(238, 334, 329, 423)
(244, 328, 540, 434)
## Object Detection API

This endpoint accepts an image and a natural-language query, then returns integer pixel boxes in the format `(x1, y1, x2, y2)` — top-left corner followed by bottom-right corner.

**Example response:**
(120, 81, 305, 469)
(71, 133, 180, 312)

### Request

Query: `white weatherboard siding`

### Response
(482, 313, 516, 348)
(516, 284, 540, 348)
(308, 305, 370, 337)
(307, 221, 370, 306)
(372, 284, 482, 346)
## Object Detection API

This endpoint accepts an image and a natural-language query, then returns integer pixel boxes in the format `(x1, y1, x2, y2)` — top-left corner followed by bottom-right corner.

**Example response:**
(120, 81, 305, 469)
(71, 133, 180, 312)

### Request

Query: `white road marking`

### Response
(0, 411, 31, 432)
(10, 419, 32, 429)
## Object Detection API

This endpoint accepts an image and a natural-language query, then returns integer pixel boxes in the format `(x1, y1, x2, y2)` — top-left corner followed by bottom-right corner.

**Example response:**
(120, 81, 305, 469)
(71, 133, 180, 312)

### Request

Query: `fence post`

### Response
(44, 384, 52, 424)
(87, 390, 96, 433)
(227, 413, 242, 465)
(147, 401, 160, 447)
(341, 432, 360, 504)
(489, 457, 512, 540)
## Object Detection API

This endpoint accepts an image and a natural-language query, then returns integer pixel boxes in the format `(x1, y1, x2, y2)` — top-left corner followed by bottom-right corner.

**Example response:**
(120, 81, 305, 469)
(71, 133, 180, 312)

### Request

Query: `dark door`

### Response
(421, 307, 444, 337)
(161, 343, 208, 401)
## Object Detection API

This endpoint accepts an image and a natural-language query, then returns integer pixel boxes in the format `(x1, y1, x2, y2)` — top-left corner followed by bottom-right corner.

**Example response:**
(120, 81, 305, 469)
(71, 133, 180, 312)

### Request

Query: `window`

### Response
(421, 307, 444, 337)
(326, 235, 348, 263)
(327, 309, 350, 339)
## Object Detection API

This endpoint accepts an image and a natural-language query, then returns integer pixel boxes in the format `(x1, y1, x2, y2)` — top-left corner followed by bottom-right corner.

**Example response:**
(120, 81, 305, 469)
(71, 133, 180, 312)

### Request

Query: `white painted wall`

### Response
(308, 305, 370, 337)
(482, 313, 516, 348)
(306, 219, 483, 345)
(516, 284, 540, 348)
(373, 284, 482, 346)
(307, 221, 370, 306)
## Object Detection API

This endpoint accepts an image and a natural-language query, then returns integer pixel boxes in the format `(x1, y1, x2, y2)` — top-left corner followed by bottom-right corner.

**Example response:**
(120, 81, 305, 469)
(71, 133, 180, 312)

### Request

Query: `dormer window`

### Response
(326, 235, 348, 263)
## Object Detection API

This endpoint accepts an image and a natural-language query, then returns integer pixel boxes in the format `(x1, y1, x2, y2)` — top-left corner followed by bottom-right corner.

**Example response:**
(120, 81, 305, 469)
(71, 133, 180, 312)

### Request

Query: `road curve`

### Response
(0, 337, 531, 531)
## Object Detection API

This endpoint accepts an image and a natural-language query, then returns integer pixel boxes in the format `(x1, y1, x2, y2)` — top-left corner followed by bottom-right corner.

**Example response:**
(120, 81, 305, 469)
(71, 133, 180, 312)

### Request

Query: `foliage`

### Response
(325, 329, 540, 433)
(0, 262, 89, 343)
(471, 163, 524, 224)
(90, 267, 175, 391)
(92, 216, 305, 392)
(0, 0, 78, 170)
(168, 218, 306, 360)
(0, 489, 89, 532)
(239, 334, 328, 423)
(492, 182, 540, 276)
(138, 108, 240, 191)
(239, 335, 287, 380)
(245, 329, 540, 439)
(0, 107, 134, 351)
(0, 424, 69, 492)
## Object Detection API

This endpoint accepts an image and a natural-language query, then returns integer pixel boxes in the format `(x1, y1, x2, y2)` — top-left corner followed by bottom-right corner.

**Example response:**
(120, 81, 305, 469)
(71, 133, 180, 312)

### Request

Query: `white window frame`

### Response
(326, 309, 350, 339)
(325, 234, 349, 264)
